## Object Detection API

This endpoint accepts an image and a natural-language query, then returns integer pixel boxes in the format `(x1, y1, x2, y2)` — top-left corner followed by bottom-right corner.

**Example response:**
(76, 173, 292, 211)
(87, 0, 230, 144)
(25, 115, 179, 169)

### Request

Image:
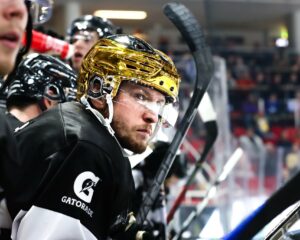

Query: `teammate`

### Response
(0, 0, 28, 237)
(9, 34, 180, 240)
(0, 0, 49, 238)
(5, 53, 77, 130)
(66, 15, 120, 73)
(0, 0, 27, 76)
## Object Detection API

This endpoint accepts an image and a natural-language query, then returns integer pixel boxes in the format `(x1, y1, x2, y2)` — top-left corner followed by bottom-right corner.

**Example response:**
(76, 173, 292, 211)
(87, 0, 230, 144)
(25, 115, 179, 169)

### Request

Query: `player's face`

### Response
(70, 31, 99, 73)
(112, 82, 166, 153)
(0, 0, 27, 76)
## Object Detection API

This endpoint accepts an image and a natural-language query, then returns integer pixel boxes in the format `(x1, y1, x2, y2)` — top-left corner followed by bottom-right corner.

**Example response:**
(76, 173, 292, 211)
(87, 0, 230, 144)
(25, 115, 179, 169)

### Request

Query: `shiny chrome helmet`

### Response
(77, 34, 180, 104)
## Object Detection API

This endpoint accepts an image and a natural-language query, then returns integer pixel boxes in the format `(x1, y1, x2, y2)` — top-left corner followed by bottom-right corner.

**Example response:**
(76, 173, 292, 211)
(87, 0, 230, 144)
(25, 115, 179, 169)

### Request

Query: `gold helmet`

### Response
(77, 34, 180, 103)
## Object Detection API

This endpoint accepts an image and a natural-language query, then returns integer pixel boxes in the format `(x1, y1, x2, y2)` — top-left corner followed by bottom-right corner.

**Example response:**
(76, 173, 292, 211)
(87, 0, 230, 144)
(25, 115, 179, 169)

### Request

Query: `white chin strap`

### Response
(128, 146, 153, 169)
(106, 94, 114, 124)
(80, 95, 115, 135)
(80, 95, 135, 158)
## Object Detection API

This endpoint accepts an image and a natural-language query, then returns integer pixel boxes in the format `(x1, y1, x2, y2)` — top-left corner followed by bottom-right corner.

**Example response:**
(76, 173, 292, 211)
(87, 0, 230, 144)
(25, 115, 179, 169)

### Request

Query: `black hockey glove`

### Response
(121, 223, 155, 240)
(110, 212, 155, 240)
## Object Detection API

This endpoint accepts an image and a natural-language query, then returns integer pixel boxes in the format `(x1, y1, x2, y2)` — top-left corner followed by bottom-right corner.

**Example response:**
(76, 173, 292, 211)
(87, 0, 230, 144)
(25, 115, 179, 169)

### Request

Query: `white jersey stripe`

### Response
(11, 206, 98, 240)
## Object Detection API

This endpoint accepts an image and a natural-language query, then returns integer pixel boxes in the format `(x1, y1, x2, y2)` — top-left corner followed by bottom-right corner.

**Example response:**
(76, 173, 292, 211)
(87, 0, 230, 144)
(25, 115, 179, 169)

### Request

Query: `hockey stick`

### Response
(167, 92, 218, 223)
(172, 147, 243, 240)
(136, 2, 214, 224)
(264, 201, 300, 240)
(223, 169, 300, 240)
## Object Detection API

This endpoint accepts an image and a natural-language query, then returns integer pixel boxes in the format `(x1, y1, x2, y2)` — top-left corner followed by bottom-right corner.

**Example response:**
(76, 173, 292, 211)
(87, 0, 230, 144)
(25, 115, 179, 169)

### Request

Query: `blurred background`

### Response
(47, 0, 300, 51)
(42, 0, 300, 239)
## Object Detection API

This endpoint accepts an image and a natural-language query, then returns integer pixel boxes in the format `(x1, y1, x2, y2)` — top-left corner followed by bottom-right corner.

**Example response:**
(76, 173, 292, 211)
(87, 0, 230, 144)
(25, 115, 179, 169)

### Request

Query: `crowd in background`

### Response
(171, 44, 300, 196)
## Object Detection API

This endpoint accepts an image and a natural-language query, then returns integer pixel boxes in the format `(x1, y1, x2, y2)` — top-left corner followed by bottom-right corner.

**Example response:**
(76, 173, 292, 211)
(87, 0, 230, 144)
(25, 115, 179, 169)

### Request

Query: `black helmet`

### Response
(7, 53, 77, 103)
(66, 15, 121, 40)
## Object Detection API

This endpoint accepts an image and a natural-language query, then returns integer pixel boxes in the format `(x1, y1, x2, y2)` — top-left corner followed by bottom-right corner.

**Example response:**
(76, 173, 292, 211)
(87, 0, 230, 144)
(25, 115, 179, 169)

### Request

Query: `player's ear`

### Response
(43, 97, 54, 109)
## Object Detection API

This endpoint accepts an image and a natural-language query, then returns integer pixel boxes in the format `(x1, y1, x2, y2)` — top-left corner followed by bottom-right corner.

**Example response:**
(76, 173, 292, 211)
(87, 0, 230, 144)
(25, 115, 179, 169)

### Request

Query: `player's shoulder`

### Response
(14, 106, 61, 134)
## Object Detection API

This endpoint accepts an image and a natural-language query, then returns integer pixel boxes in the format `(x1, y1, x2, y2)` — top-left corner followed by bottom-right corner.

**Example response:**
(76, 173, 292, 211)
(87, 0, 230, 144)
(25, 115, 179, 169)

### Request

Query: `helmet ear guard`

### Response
(87, 75, 104, 99)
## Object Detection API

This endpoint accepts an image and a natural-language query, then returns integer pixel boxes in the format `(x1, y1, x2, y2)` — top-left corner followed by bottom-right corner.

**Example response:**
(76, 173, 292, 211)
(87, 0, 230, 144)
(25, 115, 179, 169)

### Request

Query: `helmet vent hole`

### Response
(159, 81, 164, 85)
(170, 87, 174, 91)
(126, 65, 137, 70)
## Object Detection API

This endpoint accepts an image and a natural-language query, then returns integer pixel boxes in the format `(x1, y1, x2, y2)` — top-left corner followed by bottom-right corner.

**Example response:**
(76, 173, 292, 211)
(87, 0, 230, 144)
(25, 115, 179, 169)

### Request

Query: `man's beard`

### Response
(117, 134, 146, 154)
(112, 121, 147, 154)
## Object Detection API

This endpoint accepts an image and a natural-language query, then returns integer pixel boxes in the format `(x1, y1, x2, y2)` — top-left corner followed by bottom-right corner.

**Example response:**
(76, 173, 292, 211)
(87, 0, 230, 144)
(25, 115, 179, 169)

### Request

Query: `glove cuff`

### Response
(136, 231, 146, 240)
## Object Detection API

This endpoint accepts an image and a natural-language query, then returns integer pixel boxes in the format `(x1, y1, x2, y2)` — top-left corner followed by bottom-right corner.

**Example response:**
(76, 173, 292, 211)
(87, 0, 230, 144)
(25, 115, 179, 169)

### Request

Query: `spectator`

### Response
(255, 111, 271, 138)
(0, 0, 46, 239)
(233, 56, 249, 79)
(270, 73, 284, 97)
(264, 142, 278, 177)
(285, 73, 299, 93)
(236, 71, 255, 89)
(239, 126, 266, 173)
(265, 93, 281, 115)
(263, 142, 278, 192)
(277, 129, 293, 148)
(241, 93, 259, 127)
(227, 69, 237, 88)
(283, 143, 300, 182)
(254, 71, 269, 90)
(290, 55, 300, 73)
(293, 90, 300, 128)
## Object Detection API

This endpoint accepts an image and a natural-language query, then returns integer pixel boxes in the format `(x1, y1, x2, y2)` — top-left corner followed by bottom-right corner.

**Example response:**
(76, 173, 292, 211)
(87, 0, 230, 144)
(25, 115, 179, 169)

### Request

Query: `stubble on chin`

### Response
(116, 132, 147, 154)
(112, 122, 147, 154)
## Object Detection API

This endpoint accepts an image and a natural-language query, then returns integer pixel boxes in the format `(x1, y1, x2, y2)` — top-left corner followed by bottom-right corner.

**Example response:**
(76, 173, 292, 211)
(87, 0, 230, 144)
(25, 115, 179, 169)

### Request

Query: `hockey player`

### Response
(10, 34, 181, 240)
(0, 0, 52, 238)
(6, 53, 77, 129)
(0, 0, 28, 238)
(0, 0, 27, 76)
(66, 15, 120, 73)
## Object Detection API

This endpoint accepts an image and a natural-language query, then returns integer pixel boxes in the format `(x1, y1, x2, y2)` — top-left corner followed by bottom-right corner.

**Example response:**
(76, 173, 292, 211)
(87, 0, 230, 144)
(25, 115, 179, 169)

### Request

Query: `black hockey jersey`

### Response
(5, 112, 23, 132)
(9, 102, 136, 239)
(0, 112, 20, 239)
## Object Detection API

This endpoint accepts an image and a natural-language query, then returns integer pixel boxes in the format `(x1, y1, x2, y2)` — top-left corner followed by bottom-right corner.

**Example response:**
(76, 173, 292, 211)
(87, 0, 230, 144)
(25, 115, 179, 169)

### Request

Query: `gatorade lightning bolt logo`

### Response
(73, 171, 101, 203)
